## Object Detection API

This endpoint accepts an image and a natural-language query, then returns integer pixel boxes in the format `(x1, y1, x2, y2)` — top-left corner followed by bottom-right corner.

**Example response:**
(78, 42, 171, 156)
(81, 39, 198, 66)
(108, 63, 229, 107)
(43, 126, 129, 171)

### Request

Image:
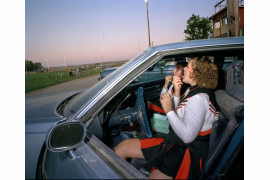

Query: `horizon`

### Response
(25, 57, 129, 67)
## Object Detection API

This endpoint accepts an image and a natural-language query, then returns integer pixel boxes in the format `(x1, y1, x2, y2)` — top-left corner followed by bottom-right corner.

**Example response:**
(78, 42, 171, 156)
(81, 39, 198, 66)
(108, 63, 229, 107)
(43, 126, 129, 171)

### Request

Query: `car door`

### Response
(43, 135, 147, 179)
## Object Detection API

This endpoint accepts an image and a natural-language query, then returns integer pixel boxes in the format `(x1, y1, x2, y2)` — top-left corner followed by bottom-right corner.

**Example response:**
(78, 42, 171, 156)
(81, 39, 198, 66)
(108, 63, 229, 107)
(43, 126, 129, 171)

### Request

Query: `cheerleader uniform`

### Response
(140, 85, 220, 179)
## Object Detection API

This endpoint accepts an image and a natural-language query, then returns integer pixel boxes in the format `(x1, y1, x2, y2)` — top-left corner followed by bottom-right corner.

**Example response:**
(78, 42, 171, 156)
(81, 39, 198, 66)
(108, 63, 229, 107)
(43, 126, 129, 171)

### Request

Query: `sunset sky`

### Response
(25, 0, 217, 67)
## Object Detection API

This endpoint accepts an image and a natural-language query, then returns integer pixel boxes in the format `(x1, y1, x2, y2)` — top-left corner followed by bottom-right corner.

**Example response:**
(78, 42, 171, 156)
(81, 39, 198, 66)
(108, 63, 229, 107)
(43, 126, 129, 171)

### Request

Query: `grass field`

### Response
(25, 69, 102, 93)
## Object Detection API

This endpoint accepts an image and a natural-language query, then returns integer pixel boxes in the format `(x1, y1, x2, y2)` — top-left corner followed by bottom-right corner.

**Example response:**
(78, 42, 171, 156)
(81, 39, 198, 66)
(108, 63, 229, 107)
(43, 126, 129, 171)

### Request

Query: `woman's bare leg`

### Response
(114, 138, 144, 160)
(149, 169, 173, 179)
(115, 139, 173, 179)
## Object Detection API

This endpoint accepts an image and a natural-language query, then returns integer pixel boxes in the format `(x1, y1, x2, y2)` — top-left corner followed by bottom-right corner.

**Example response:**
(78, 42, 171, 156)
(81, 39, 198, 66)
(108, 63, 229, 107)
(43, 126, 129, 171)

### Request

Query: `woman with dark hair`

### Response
(161, 61, 187, 96)
(115, 56, 220, 179)
(148, 61, 189, 113)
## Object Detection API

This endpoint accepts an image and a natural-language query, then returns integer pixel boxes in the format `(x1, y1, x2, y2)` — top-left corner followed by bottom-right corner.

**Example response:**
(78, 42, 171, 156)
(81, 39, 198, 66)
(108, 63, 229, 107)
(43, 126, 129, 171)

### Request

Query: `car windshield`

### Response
(65, 50, 150, 115)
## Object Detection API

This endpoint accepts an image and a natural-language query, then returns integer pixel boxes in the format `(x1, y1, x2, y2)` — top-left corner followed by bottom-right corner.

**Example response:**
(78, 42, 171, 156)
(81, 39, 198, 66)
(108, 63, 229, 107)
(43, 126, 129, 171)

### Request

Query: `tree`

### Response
(184, 14, 212, 40)
(25, 60, 43, 72)
(25, 60, 34, 71)
(33, 62, 42, 72)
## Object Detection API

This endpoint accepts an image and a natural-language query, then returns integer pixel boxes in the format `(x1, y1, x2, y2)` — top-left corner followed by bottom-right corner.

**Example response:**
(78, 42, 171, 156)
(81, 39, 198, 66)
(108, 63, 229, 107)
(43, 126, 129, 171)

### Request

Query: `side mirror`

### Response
(46, 121, 86, 152)
(158, 60, 165, 69)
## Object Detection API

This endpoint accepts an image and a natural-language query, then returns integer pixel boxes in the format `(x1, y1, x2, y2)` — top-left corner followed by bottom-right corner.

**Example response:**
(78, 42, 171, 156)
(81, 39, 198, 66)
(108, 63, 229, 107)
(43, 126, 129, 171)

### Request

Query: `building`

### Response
(210, 0, 244, 38)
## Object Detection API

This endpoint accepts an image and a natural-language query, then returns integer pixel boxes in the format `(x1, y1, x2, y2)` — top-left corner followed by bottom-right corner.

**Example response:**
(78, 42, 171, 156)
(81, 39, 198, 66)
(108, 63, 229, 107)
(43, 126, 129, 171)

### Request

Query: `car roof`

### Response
(148, 37, 243, 54)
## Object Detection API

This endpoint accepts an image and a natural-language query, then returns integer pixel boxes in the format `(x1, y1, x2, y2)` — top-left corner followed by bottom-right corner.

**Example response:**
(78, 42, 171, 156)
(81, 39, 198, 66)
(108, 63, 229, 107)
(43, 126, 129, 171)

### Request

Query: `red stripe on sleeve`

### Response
(198, 128, 212, 136)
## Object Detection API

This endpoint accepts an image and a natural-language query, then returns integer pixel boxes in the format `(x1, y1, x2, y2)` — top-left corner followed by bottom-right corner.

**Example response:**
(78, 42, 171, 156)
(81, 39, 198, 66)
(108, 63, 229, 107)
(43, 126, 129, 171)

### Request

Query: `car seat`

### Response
(199, 57, 244, 179)
(199, 89, 244, 180)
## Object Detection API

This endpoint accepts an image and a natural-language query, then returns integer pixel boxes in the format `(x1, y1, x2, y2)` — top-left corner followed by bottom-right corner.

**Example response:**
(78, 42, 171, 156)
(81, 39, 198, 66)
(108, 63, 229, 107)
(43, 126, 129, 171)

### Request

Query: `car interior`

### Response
(55, 49, 244, 179)
(84, 49, 243, 178)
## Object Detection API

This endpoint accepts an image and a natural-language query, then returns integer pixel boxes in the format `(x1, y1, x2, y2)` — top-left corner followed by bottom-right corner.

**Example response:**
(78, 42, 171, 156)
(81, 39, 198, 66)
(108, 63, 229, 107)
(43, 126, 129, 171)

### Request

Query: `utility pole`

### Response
(145, 0, 151, 47)
(64, 58, 67, 72)
(227, 0, 239, 37)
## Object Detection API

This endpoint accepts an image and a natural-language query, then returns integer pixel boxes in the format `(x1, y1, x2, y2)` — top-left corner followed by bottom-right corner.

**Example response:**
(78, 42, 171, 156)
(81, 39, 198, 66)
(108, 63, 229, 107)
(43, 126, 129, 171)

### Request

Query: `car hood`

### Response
(25, 89, 84, 179)
(25, 89, 83, 133)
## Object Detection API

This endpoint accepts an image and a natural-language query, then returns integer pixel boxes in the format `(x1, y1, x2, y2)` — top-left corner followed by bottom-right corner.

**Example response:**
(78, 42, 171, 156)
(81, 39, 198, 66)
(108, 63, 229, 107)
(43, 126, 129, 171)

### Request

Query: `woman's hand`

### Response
(172, 76, 183, 90)
(164, 75, 172, 89)
(160, 93, 173, 114)
(172, 76, 183, 97)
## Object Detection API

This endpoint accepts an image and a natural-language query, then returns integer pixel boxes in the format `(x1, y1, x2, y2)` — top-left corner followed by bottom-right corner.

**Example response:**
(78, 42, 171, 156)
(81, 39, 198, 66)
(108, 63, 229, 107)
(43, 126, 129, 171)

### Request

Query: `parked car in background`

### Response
(26, 37, 244, 179)
(99, 66, 119, 80)
(98, 58, 180, 82)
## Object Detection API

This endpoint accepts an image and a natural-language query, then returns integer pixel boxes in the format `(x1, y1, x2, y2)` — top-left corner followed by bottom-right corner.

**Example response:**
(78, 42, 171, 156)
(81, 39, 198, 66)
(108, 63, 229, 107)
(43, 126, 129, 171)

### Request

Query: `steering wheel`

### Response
(134, 87, 152, 138)
(107, 87, 152, 138)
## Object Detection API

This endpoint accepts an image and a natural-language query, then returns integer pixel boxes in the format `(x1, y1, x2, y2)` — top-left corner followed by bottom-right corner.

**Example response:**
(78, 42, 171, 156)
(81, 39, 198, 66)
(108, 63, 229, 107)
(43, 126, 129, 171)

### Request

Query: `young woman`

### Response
(161, 61, 187, 96)
(115, 56, 220, 179)
(148, 61, 189, 113)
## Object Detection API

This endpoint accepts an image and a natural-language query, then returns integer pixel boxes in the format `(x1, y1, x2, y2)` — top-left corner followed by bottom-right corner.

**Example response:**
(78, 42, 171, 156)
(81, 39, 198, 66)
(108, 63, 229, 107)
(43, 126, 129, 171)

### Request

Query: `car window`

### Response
(132, 57, 177, 84)
(65, 50, 150, 115)
(222, 56, 244, 92)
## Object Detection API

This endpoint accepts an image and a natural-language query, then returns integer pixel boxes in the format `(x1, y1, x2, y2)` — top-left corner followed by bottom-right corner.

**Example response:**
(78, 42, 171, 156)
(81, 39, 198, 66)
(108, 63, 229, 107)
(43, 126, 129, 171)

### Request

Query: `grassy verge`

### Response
(25, 69, 102, 93)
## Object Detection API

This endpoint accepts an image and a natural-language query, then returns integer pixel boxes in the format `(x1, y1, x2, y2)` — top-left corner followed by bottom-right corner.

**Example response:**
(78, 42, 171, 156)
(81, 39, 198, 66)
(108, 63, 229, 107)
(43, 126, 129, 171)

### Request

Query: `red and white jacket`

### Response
(166, 86, 220, 143)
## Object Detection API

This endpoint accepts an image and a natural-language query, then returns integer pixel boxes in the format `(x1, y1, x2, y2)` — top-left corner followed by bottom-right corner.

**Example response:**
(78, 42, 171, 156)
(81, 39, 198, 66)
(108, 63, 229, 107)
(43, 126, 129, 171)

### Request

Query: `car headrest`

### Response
(214, 90, 244, 123)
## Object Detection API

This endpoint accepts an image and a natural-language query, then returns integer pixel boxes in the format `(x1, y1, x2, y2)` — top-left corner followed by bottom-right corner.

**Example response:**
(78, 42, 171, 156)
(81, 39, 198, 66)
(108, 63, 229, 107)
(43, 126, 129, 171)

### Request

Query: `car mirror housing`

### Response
(158, 60, 165, 68)
(46, 121, 86, 152)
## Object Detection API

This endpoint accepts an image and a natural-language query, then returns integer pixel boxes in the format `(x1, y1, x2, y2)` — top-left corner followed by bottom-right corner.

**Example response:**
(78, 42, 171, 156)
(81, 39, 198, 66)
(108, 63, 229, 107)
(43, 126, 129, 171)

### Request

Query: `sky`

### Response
(25, 0, 217, 67)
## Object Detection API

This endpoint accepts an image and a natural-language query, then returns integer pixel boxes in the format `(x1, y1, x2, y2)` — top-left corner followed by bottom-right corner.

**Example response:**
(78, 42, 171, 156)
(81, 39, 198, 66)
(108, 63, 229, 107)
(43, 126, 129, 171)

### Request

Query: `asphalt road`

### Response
(25, 74, 100, 97)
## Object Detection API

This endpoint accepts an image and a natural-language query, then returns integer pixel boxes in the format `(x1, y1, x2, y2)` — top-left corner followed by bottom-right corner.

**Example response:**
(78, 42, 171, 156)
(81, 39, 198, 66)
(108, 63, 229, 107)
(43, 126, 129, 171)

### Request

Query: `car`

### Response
(98, 58, 179, 82)
(99, 66, 119, 80)
(25, 37, 244, 179)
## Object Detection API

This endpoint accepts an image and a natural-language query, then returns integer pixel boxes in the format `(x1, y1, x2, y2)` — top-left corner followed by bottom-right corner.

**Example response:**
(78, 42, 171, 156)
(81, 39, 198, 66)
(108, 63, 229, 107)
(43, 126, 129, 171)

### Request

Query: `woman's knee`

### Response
(114, 139, 130, 156)
(114, 138, 143, 159)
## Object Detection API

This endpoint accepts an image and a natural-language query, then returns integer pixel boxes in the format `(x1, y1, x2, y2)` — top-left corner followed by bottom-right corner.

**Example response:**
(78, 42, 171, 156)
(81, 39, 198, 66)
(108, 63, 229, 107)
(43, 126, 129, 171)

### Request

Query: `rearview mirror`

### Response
(46, 121, 86, 152)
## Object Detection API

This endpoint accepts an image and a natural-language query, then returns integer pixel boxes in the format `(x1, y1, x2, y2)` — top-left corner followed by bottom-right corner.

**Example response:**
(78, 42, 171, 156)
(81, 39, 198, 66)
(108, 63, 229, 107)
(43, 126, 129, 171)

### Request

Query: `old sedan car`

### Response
(99, 66, 119, 80)
(26, 37, 244, 179)
(99, 58, 178, 81)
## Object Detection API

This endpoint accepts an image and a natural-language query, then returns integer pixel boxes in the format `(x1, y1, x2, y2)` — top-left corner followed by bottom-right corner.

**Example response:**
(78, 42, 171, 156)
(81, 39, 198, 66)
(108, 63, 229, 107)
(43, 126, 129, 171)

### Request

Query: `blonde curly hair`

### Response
(190, 56, 218, 89)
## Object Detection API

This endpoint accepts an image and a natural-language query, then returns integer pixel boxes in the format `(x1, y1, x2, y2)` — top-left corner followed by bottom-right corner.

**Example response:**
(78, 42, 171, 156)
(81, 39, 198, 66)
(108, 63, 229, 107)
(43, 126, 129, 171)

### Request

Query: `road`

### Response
(25, 74, 100, 97)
